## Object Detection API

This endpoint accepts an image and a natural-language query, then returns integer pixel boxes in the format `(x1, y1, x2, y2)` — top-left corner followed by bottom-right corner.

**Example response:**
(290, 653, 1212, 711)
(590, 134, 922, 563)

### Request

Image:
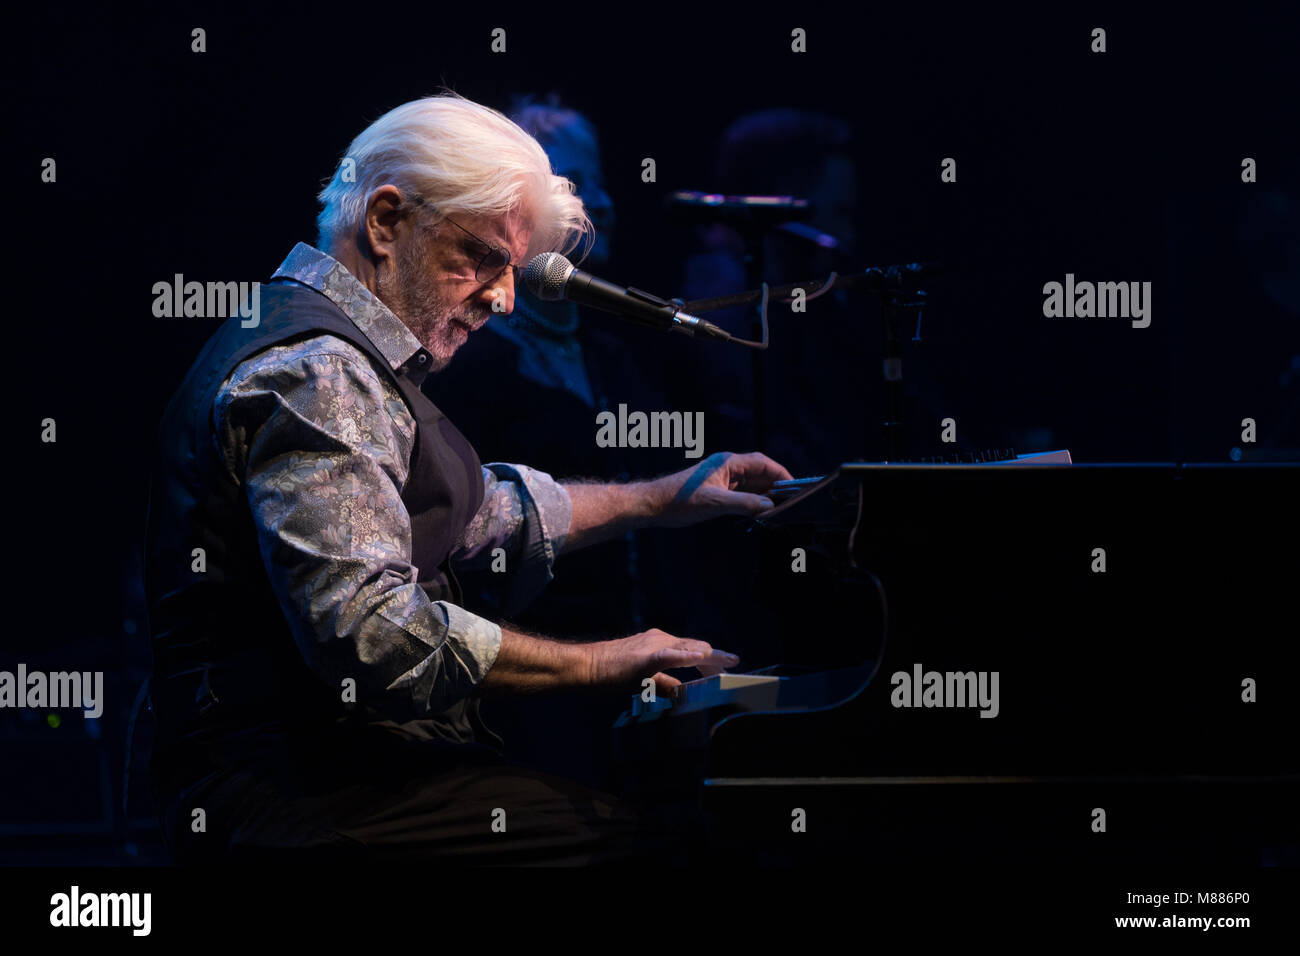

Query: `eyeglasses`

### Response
(405, 195, 518, 284)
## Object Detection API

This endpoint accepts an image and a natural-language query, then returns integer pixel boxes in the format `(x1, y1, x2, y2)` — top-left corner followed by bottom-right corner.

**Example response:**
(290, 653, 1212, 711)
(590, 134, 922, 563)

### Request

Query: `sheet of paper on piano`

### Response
(1003, 449, 1072, 464)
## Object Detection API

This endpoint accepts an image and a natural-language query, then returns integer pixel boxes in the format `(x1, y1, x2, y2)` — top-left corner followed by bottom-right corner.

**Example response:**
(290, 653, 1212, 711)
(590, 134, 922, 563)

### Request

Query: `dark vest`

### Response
(145, 278, 495, 792)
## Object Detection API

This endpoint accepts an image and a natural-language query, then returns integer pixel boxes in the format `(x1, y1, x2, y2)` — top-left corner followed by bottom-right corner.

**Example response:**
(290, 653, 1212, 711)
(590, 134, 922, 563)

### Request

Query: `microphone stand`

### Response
(740, 231, 769, 452)
(880, 285, 928, 462)
(681, 261, 937, 462)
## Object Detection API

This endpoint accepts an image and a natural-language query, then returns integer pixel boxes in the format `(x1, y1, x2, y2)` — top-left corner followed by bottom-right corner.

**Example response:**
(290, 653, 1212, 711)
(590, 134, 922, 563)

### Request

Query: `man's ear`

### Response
(363, 185, 407, 268)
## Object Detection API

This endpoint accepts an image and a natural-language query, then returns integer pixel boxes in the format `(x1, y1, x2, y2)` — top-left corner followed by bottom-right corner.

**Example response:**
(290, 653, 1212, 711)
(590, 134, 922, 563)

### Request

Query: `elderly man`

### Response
(144, 92, 790, 865)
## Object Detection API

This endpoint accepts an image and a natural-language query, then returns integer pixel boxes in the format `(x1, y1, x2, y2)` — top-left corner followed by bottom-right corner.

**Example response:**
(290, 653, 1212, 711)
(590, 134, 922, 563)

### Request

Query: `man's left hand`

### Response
(648, 452, 794, 528)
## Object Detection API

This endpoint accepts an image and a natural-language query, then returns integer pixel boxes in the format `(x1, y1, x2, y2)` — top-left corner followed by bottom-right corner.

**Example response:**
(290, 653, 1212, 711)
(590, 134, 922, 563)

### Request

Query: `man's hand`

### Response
(559, 451, 793, 553)
(647, 451, 794, 528)
(585, 628, 740, 700)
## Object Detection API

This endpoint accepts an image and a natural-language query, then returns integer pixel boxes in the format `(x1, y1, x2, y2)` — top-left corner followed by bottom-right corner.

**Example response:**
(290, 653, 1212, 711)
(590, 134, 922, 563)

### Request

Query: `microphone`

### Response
(523, 253, 731, 341)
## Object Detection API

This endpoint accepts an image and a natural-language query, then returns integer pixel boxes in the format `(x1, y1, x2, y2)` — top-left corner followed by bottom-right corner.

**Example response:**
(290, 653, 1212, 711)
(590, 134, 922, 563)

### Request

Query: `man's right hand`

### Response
(584, 629, 740, 700)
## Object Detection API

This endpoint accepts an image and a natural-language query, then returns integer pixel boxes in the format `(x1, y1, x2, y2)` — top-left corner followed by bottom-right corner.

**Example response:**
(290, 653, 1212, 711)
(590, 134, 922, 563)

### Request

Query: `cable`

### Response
(719, 281, 771, 349)
(848, 480, 889, 688)
(715, 271, 836, 349)
(802, 271, 839, 302)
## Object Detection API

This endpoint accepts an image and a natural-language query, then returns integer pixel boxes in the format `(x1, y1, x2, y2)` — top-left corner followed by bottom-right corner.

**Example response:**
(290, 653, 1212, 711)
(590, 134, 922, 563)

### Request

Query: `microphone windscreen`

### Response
(523, 252, 573, 301)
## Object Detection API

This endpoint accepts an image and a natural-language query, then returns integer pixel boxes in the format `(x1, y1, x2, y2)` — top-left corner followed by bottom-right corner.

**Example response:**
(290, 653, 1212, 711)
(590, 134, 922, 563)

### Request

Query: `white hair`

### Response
(316, 91, 592, 262)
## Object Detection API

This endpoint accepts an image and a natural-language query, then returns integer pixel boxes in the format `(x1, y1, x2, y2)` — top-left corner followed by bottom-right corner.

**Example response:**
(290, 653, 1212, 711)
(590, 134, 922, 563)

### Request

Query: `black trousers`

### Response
(157, 728, 687, 866)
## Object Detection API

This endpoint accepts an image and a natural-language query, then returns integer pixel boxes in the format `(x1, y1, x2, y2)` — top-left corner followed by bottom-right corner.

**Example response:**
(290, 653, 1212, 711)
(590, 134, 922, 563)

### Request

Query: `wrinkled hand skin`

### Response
(650, 451, 794, 527)
(584, 628, 741, 700)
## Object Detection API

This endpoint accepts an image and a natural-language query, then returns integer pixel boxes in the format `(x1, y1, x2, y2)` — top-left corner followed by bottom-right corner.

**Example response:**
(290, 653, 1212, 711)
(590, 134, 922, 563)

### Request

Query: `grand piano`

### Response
(612, 459, 1300, 865)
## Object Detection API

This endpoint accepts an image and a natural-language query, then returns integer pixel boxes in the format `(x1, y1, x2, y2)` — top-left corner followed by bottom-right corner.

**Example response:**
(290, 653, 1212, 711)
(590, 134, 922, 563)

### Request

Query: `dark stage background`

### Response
(3, 1, 1297, 878)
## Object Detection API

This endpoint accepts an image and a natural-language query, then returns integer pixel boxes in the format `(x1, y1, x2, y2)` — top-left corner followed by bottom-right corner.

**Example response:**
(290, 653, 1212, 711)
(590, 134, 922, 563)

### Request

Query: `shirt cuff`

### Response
(436, 601, 503, 686)
(484, 460, 573, 572)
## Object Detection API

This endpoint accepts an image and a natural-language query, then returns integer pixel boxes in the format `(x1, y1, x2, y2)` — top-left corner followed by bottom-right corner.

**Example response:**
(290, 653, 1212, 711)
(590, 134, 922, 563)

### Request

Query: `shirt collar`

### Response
(271, 242, 435, 386)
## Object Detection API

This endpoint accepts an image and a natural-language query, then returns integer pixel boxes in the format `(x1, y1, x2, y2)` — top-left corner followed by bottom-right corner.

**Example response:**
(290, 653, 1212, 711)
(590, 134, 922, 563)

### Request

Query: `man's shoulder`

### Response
(211, 332, 415, 447)
(209, 329, 417, 470)
(219, 332, 390, 397)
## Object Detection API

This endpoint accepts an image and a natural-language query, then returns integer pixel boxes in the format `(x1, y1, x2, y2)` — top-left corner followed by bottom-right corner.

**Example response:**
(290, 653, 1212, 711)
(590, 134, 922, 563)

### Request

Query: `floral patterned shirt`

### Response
(211, 242, 572, 717)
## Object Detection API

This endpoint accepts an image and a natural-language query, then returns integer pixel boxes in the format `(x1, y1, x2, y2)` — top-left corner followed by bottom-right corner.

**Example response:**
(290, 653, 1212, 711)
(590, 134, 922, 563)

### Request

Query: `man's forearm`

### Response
(478, 625, 593, 694)
(559, 480, 666, 553)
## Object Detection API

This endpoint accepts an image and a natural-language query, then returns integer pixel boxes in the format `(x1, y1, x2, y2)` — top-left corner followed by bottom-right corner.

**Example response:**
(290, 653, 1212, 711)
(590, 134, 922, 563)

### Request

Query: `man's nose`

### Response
(476, 268, 515, 314)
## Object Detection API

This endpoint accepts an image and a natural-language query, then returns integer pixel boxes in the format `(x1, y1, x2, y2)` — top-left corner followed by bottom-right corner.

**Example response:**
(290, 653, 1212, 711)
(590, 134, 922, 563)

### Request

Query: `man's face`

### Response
(376, 207, 532, 371)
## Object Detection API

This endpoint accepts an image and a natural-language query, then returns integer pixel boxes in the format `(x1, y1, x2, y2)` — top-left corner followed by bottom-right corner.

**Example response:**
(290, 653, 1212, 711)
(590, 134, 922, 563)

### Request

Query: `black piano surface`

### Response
(612, 463, 1300, 864)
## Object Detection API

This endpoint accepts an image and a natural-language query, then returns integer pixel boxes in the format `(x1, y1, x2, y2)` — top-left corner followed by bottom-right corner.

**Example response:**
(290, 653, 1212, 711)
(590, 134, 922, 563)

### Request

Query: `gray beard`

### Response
(376, 250, 462, 371)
